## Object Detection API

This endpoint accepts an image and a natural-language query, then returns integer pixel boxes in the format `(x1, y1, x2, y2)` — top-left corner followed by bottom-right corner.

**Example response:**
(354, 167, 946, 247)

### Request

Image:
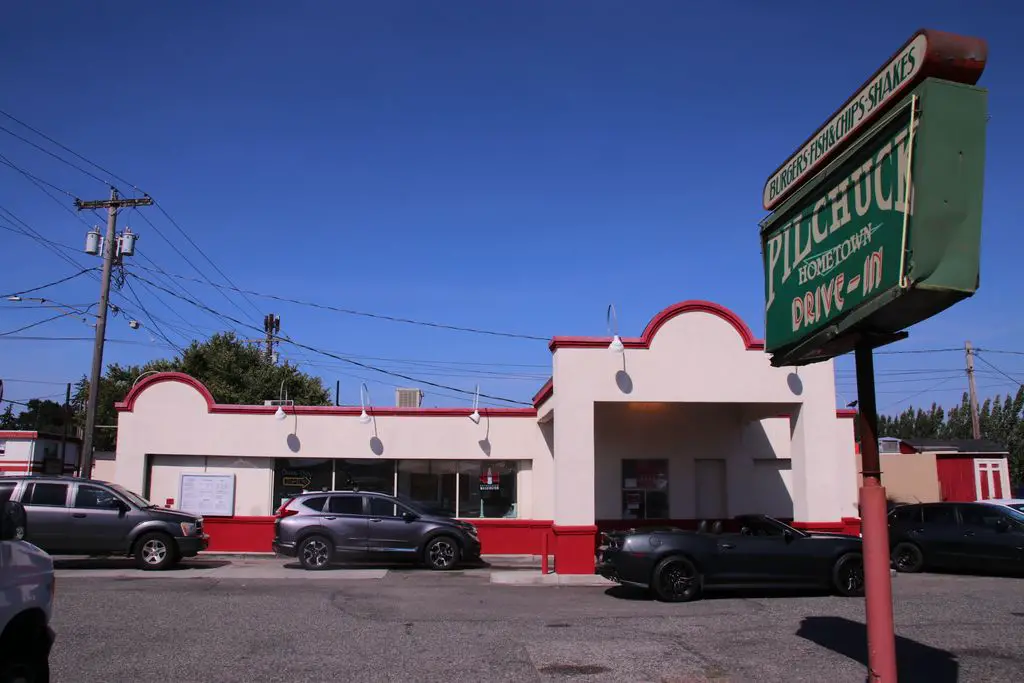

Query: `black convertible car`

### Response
(596, 514, 864, 602)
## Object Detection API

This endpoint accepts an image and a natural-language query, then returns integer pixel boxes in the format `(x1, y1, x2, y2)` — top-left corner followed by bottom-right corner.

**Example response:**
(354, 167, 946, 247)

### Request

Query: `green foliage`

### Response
(72, 332, 331, 451)
(877, 386, 1024, 489)
(0, 399, 70, 434)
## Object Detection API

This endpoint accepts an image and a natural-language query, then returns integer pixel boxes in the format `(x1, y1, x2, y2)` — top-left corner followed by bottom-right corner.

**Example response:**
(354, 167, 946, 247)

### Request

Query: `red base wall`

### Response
(202, 516, 555, 554)
(202, 516, 862, 554)
(553, 525, 597, 574)
(204, 516, 276, 552)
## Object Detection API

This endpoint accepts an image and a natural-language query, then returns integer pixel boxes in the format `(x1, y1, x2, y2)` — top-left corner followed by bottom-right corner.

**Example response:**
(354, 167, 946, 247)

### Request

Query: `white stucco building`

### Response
(112, 300, 860, 573)
(0, 430, 80, 477)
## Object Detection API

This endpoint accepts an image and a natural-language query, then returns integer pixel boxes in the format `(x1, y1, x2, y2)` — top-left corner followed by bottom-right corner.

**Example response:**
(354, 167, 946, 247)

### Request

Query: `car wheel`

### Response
(892, 542, 924, 573)
(832, 552, 865, 597)
(424, 536, 460, 571)
(651, 556, 702, 602)
(0, 628, 50, 683)
(134, 532, 177, 571)
(298, 535, 332, 570)
(0, 652, 49, 683)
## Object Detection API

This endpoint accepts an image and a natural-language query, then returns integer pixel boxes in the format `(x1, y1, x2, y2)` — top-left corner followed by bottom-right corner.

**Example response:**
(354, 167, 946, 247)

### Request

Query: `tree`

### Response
(877, 386, 1024, 491)
(74, 332, 331, 451)
(0, 400, 69, 433)
(0, 405, 16, 429)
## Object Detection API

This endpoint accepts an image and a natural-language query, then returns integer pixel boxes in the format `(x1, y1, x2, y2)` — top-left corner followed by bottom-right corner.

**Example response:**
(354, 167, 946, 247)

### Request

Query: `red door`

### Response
(936, 456, 974, 502)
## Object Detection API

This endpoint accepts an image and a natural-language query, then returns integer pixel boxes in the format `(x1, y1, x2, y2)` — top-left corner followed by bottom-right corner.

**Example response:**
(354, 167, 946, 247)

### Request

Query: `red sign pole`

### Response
(855, 343, 898, 682)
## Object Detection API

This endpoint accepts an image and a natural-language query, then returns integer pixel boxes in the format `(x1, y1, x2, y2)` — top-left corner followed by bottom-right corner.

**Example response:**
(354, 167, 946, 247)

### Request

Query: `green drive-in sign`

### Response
(763, 114, 914, 349)
(758, 29, 989, 366)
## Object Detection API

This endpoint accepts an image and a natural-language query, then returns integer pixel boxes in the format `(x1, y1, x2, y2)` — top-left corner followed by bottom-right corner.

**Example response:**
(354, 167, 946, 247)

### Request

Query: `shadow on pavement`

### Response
(604, 585, 835, 601)
(797, 615, 959, 683)
(280, 558, 492, 571)
(54, 558, 231, 571)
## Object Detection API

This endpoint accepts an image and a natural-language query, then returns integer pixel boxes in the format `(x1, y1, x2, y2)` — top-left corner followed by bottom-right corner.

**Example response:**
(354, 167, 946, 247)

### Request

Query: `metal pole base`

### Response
(860, 480, 898, 682)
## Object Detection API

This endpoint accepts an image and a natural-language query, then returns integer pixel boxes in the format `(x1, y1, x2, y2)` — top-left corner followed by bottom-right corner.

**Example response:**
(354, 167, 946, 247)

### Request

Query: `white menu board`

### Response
(178, 473, 235, 517)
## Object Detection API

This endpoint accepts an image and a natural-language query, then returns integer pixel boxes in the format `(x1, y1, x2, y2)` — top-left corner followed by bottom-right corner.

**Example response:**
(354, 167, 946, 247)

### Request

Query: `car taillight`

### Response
(275, 500, 298, 518)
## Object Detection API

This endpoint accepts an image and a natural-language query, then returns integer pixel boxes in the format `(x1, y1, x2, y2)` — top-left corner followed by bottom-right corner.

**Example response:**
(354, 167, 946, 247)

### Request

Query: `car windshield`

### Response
(111, 484, 155, 508)
(1003, 506, 1024, 523)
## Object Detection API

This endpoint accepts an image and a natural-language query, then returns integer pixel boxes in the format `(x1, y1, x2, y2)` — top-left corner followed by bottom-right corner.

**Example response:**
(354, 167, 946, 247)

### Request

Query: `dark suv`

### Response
(272, 490, 481, 570)
(888, 501, 1024, 575)
(0, 475, 208, 570)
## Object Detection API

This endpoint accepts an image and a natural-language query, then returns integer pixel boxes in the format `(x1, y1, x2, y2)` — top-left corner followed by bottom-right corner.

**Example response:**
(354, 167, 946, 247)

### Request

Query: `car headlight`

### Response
(180, 522, 197, 536)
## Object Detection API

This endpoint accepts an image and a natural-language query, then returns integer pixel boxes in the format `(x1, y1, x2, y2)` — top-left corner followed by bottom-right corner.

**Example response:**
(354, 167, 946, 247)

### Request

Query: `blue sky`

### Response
(1, 1, 1022, 414)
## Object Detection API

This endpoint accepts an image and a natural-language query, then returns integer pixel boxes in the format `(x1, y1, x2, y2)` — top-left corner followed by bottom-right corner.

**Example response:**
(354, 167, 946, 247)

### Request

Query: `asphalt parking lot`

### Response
(50, 559, 1023, 682)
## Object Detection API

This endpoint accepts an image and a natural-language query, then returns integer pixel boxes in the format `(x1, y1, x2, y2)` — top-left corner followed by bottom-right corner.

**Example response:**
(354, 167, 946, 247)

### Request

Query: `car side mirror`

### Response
(783, 530, 794, 543)
(994, 518, 1009, 533)
(1, 501, 27, 541)
(402, 511, 418, 522)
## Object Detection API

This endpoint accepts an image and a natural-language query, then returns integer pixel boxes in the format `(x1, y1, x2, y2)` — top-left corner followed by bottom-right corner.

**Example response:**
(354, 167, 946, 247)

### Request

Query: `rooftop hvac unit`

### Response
(878, 439, 901, 454)
(395, 388, 423, 408)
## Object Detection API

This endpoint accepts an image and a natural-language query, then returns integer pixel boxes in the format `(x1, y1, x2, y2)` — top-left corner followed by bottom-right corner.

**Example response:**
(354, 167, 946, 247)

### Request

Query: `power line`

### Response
(977, 348, 1024, 357)
(122, 276, 183, 354)
(129, 263, 550, 341)
(129, 271, 531, 405)
(0, 110, 259, 329)
(131, 211, 260, 327)
(0, 154, 78, 198)
(0, 379, 72, 386)
(151, 202, 264, 319)
(0, 204, 95, 273)
(0, 311, 90, 336)
(0, 122, 111, 186)
(0, 335, 174, 349)
(878, 376, 961, 412)
(973, 353, 1023, 387)
(2, 268, 96, 298)
(873, 347, 962, 355)
(0, 107, 141, 191)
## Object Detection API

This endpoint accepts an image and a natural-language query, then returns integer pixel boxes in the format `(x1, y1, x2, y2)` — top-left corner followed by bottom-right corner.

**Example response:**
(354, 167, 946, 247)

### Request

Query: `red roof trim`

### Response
(548, 300, 765, 352)
(116, 372, 538, 418)
(0, 431, 39, 439)
(532, 377, 553, 408)
(835, 409, 858, 419)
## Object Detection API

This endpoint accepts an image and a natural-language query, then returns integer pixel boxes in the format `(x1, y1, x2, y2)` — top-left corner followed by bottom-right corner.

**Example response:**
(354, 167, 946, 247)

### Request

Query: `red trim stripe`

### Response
(549, 300, 765, 352)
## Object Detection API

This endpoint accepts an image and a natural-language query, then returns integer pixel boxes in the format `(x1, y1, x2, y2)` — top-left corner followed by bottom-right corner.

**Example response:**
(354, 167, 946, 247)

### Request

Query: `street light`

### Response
(469, 384, 481, 424)
(275, 380, 289, 421)
(359, 383, 372, 424)
(607, 304, 624, 353)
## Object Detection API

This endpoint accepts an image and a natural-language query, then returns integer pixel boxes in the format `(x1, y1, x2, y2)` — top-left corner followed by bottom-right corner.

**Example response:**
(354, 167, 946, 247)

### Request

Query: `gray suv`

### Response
(272, 490, 481, 570)
(0, 475, 208, 570)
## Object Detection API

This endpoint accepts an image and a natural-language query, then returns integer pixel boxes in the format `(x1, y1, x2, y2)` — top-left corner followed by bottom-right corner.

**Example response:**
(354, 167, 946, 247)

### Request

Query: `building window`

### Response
(271, 458, 519, 519)
(621, 459, 669, 520)
(459, 460, 517, 519)
(334, 459, 395, 495)
(397, 460, 456, 516)
(272, 458, 334, 511)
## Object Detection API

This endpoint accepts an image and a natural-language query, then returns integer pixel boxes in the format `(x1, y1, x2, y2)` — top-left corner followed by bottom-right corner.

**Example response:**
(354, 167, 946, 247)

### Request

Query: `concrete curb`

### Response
(197, 551, 551, 569)
(489, 570, 615, 587)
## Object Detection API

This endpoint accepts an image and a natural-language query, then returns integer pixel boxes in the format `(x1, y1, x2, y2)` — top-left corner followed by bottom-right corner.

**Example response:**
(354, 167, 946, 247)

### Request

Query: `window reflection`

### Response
(397, 460, 456, 517)
(459, 461, 517, 519)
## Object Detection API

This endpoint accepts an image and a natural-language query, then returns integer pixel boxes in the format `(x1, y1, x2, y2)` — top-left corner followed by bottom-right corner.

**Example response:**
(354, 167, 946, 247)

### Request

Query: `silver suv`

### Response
(0, 475, 208, 571)
(272, 490, 481, 571)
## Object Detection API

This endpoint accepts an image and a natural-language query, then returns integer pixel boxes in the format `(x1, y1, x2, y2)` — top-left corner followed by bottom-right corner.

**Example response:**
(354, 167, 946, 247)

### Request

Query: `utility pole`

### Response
(61, 382, 70, 471)
(965, 340, 982, 439)
(263, 314, 280, 363)
(75, 188, 153, 479)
